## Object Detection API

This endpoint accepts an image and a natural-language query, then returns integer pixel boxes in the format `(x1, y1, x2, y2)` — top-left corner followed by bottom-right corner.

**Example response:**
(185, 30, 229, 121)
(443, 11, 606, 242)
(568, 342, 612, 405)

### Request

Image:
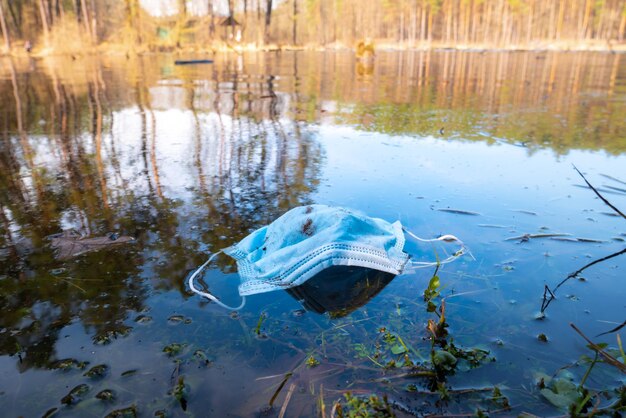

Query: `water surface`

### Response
(0, 51, 625, 417)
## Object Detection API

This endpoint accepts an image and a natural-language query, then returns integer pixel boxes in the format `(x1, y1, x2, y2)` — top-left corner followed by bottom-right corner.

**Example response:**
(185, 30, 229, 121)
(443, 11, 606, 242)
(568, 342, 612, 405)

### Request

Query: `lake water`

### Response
(0, 51, 625, 417)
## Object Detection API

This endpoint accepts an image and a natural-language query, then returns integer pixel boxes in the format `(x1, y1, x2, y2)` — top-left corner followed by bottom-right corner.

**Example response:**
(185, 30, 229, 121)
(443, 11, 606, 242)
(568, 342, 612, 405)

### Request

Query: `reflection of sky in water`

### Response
(1, 52, 625, 417)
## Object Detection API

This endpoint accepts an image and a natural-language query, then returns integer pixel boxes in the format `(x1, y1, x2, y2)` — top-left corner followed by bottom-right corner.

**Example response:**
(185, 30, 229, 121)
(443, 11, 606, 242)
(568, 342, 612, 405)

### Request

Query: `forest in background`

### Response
(0, 0, 625, 55)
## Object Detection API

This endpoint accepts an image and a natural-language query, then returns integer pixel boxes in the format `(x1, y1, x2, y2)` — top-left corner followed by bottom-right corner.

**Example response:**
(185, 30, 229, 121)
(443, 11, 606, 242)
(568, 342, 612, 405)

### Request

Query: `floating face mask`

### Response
(188, 204, 467, 310)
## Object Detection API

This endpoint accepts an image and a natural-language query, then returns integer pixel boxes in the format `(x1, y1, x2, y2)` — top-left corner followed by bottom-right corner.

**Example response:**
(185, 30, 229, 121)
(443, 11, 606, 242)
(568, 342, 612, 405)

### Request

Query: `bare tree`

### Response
(292, 0, 297, 45)
(0, 0, 11, 52)
(38, 0, 51, 47)
(264, 0, 272, 44)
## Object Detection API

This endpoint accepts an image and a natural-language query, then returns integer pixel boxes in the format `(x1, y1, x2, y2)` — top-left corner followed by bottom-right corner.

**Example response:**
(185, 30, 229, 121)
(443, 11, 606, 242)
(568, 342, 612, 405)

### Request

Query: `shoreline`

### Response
(2, 40, 626, 58)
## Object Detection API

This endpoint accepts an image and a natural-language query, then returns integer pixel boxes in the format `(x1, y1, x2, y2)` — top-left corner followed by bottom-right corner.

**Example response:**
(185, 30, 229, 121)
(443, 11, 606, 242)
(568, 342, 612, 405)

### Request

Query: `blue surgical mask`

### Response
(188, 205, 467, 310)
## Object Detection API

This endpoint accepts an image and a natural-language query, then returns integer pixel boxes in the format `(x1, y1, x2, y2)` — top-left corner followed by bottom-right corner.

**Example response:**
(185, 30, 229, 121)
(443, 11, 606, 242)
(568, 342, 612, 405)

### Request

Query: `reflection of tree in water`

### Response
(0, 55, 322, 370)
(148, 55, 322, 287)
(0, 59, 148, 370)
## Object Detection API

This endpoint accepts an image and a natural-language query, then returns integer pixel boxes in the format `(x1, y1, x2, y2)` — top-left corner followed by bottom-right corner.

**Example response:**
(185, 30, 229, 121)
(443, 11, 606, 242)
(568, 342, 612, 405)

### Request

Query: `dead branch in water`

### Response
(541, 167, 626, 314)
(573, 165, 626, 221)
(570, 323, 626, 373)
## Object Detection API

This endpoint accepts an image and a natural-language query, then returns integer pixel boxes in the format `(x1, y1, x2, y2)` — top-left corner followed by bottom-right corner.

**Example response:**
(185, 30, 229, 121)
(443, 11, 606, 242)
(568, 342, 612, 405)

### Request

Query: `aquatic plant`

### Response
(333, 392, 396, 418)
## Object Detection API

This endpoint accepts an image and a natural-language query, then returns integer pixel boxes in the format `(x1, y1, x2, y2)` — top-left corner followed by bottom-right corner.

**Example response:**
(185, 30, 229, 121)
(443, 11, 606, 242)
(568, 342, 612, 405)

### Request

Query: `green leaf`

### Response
(433, 350, 457, 368)
(391, 345, 407, 355)
(428, 275, 440, 290)
(540, 388, 579, 410)
(540, 377, 581, 410)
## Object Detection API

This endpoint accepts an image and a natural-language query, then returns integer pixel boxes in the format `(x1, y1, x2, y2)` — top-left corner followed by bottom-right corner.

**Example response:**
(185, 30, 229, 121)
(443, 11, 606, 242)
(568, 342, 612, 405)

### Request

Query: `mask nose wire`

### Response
(402, 228, 472, 268)
(188, 250, 247, 310)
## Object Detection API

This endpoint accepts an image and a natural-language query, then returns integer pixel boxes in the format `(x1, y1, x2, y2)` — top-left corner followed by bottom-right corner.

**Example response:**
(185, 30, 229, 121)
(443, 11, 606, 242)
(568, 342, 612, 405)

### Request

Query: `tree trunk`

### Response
(617, 5, 626, 42)
(264, 0, 272, 44)
(6, 1, 21, 37)
(125, 0, 142, 45)
(427, 6, 433, 42)
(38, 0, 51, 47)
(55, 0, 63, 20)
(242, 0, 247, 41)
(227, 0, 234, 40)
(420, 3, 426, 42)
(556, 0, 565, 40)
(292, 0, 297, 45)
(75, 0, 81, 23)
(176, 0, 187, 46)
(90, 0, 97, 42)
(526, 0, 533, 44)
(0, 1, 11, 52)
(80, 0, 92, 41)
(45, 0, 53, 27)
(208, 0, 215, 37)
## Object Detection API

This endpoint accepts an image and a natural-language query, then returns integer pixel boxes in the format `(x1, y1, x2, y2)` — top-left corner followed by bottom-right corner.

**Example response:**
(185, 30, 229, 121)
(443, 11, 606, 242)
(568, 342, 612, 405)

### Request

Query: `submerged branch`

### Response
(542, 167, 626, 314)
(596, 320, 626, 337)
(553, 247, 626, 293)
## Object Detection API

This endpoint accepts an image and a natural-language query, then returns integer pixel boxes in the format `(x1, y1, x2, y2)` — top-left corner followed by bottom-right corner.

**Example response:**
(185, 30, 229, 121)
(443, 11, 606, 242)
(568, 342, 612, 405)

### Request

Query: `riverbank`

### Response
(2, 38, 626, 58)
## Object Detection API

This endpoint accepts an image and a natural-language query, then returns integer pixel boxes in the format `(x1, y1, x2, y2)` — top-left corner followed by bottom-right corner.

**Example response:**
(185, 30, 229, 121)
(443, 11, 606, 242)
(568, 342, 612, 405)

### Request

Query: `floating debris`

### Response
(61, 384, 90, 405)
(42, 407, 58, 418)
(576, 237, 605, 243)
(167, 315, 185, 324)
(50, 358, 88, 371)
(550, 237, 579, 242)
(163, 343, 184, 357)
(510, 209, 538, 216)
(193, 349, 212, 366)
(121, 369, 138, 377)
(537, 334, 548, 342)
(505, 233, 571, 241)
(83, 364, 109, 379)
(550, 237, 606, 243)
(96, 389, 115, 401)
(93, 327, 132, 345)
(104, 405, 137, 418)
(174, 59, 213, 65)
(48, 230, 134, 260)
(134, 315, 152, 324)
(437, 208, 481, 216)
(478, 224, 509, 229)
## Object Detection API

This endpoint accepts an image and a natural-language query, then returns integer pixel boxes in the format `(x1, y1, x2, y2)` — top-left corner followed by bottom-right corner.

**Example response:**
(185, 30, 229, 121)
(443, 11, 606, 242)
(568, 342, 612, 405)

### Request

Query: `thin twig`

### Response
(553, 247, 626, 293)
(596, 319, 626, 337)
(269, 372, 293, 407)
(570, 323, 626, 373)
(573, 165, 626, 220)
(540, 285, 556, 313)
(319, 384, 326, 418)
(278, 383, 296, 418)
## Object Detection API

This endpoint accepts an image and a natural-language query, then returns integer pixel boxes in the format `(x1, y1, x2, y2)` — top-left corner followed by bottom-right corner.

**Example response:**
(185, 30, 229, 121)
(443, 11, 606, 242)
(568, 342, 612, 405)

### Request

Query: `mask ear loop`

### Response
(188, 250, 246, 310)
(403, 228, 473, 268)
